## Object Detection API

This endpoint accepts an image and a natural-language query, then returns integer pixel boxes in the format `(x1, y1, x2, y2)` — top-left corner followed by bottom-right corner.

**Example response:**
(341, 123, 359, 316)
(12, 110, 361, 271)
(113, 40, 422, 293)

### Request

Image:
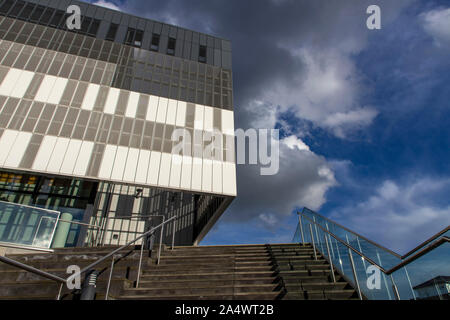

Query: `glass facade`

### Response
(0, 0, 236, 248)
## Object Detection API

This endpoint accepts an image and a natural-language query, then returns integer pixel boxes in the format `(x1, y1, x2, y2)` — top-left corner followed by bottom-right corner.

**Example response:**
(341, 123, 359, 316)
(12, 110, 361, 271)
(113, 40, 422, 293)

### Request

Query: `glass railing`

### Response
(0, 200, 60, 250)
(293, 208, 450, 300)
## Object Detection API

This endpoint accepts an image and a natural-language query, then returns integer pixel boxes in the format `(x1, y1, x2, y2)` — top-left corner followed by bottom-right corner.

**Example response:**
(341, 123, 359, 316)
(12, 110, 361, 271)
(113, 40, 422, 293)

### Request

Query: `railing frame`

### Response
(296, 210, 449, 300)
(0, 215, 178, 300)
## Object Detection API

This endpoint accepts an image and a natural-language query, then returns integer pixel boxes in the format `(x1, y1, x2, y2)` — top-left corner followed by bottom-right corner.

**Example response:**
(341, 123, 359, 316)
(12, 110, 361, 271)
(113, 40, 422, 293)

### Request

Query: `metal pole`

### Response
(403, 267, 416, 300)
(298, 213, 305, 245)
(101, 183, 114, 246)
(309, 224, 317, 260)
(324, 234, 336, 283)
(136, 237, 145, 288)
(348, 248, 363, 300)
(56, 283, 63, 300)
(157, 216, 165, 265)
(376, 250, 392, 300)
(390, 274, 401, 300)
(171, 217, 176, 250)
(105, 257, 115, 300)
(313, 217, 323, 253)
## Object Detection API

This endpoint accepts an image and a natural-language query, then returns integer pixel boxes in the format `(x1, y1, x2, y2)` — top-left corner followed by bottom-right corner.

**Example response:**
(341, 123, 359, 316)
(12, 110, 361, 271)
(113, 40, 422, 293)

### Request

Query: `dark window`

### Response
(9, 0, 25, 17)
(199, 45, 207, 63)
(105, 23, 118, 41)
(125, 27, 135, 45)
(167, 37, 176, 55)
(80, 17, 92, 34)
(88, 19, 100, 36)
(0, 0, 14, 14)
(134, 29, 143, 47)
(150, 33, 160, 51)
(49, 10, 64, 27)
(39, 8, 54, 25)
(30, 5, 44, 22)
(18, 3, 35, 20)
(125, 28, 143, 47)
(116, 195, 135, 218)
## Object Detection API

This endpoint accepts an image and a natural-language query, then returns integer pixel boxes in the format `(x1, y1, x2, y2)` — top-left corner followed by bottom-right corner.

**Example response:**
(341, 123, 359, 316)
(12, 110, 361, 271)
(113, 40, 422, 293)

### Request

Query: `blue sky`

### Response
(89, 0, 450, 254)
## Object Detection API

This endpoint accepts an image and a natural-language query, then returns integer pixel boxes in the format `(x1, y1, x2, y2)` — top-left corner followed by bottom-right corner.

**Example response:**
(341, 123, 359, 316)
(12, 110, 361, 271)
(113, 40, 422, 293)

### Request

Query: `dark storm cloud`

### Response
(92, 0, 414, 225)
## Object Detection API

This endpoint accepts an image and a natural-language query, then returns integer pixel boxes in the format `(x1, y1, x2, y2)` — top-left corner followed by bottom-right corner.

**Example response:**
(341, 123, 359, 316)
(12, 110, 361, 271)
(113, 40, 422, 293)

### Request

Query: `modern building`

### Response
(413, 276, 450, 300)
(0, 0, 236, 250)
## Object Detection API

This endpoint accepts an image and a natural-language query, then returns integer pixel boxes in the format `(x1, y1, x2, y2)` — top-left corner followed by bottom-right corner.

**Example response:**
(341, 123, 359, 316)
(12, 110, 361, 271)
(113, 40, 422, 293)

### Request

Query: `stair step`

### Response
(139, 271, 276, 281)
(123, 283, 281, 296)
(116, 291, 283, 300)
(137, 278, 278, 287)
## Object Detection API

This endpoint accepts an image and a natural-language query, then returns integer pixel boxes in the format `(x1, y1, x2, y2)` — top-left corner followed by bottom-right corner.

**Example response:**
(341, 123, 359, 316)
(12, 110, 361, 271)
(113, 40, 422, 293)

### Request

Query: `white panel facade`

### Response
(0, 68, 21, 96)
(202, 158, 212, 192)
(158, 152, 171, 187)
(111, 146, 128, 181)
(73, 141, 94, 176)
(222, 162, 237, 195)
(135, 149, 151, 184)
(175, 101, 186, 127)
(4, 131, 31, 167)
(0, 71, 237, 196)
(35, 75, 57, 102)
(147, 151, 161, 185)
(156, 97, 168, 123)
(81, 83, 100, 110)
(123, 147, 139, 182)
(32, 136, 57, 171)
(169, 154, 182, 188)
(47, 78, 68, 104)
(146, 96, 158, 121)
(191, 158, 203, 191)
(10, 70, 34, 98)
(126, 92, 139, 118)
(166, 99, 177, 125)
(60, 139, 83, 175)
(46, 137, 70, 173)
(180, 156, 192, 190)
(104, 88, 120, 114)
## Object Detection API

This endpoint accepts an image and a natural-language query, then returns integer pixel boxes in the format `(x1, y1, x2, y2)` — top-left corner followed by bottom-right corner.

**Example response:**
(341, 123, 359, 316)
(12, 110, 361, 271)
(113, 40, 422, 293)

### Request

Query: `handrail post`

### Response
(324, 234, 336, 283)
(298, 213, 305, 245)
(105, 256, 115, 300)
(157, 216, 165, 265)
(56, 283, 63, 300)
(171, 217, 176, 250)
(348, 248, 363, 300)
(309, 224, 317, 260)
(390, 274, 401, 300)
(136, 236, 145, 288)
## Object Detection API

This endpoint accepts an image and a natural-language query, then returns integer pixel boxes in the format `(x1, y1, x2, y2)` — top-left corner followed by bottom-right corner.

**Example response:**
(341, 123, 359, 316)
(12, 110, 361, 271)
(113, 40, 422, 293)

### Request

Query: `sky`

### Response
(89, 0, 450, 254)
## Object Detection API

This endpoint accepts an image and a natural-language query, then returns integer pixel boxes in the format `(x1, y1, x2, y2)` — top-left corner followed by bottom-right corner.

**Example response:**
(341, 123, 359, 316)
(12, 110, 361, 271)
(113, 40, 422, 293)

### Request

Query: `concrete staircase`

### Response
(0, 243, 359, 300)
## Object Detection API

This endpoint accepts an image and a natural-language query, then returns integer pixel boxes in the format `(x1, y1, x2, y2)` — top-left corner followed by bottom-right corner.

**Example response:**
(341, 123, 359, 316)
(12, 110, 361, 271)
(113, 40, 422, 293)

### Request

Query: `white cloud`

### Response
(282, 135, 310, 151)
(329, 177, 450, 253)
(421, 7, 450, 48)
(256, 48, 379, 138)
(226, 136, 337, 225)
(92, 0, 121, 11)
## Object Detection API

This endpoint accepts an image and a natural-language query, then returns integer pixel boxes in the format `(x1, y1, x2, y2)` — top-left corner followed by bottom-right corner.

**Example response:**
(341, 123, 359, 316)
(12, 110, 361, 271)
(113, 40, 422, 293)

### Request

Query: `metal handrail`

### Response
(69, 216, 176, 282)
(0, 215, 178, 300)
(303, 207, 450, 260)
(400, 226, 449, 259)
(0, 255, 66, 283)
(302, 207, 402, 258)
(298, 211, 450, 275)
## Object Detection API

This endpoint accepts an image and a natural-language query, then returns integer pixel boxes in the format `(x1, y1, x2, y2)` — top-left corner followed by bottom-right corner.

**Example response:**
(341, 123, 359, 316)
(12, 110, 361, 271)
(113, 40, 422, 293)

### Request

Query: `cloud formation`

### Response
(329, 177, 450, 253)
(420, 7, 450, 48)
